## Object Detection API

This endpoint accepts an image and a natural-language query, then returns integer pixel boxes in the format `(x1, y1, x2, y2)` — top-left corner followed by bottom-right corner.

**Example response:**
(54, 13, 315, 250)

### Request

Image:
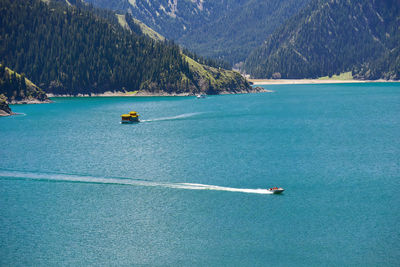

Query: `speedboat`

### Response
(267, 187, 284, 194)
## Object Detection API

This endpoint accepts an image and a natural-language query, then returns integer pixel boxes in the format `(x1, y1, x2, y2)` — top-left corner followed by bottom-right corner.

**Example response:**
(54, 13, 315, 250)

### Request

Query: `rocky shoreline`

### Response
(8, 99, 53, 105)
(0, 98, 52, 117)
(0, 97, 13, 116)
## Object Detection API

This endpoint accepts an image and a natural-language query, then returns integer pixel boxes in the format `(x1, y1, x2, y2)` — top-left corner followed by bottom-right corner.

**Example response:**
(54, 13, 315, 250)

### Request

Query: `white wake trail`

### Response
(168, 183, 273, 194)
(0, 170, 273, 195)
(141, 112, 202, 122)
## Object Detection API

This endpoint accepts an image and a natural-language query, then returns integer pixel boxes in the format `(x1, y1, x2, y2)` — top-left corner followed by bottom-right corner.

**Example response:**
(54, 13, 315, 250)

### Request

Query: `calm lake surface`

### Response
(1, 83, 399, 266)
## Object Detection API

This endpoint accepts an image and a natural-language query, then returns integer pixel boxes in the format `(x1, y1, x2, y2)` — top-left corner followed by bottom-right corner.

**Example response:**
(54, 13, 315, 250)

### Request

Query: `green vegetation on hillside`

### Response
(244, 0, 400, 80)
(0, 0, 251, 95)
(125, 15, 165, 42)
(318, 72, 353, 81)
(0, 64, 48, 104)
(116, 14, 130, 31)
(183, 55, 251, 94)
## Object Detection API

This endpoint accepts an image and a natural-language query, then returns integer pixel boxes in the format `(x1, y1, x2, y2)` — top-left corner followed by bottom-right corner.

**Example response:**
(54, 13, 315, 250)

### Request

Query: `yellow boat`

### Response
(121, 111, 140, 123)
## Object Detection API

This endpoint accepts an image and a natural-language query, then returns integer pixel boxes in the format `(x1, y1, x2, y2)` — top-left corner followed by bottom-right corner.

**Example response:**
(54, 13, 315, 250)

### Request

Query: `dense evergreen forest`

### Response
(0, 65, 27, 103)
(84, 0, 311, 65)
(178, 0, 311, 65)
(244, 0, 400, 80)
(0, 64, 48, 103)
(0, 0, 251, 95)
(122, 14, 230, 70)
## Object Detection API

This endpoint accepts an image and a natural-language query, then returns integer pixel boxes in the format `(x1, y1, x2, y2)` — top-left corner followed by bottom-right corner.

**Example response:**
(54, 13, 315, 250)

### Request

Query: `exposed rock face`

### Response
(0, 95, 12, 116)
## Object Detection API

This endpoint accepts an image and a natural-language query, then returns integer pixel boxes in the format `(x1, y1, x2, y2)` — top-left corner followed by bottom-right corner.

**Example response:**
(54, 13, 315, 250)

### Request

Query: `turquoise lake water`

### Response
(0, 83, 399, 266)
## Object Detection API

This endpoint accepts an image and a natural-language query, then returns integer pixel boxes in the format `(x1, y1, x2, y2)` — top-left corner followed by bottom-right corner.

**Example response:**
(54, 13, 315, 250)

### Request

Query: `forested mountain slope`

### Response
(0, 64, 49, 104)
(179, 0, 311, 65)
(0, 65, 50, 115)
(84, 0, 311, 64)
(244, 0, 400, 80)
(0, 0, 253, 96)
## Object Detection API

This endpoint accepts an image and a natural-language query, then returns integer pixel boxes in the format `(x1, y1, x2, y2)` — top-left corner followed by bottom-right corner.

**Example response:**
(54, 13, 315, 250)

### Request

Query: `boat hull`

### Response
(268, 188, 284, 194)
(121, 120, 139, 124)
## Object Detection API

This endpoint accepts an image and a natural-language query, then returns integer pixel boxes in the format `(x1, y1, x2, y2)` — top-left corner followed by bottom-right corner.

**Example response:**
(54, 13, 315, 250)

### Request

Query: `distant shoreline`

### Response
(249, 79, 400, 85)
(46, 88, 268, 97)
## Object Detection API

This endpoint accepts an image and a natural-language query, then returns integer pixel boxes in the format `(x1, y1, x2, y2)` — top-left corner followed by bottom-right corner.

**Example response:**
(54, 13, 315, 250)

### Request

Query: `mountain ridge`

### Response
(243, 0, 400, 80)
(84, 0, 311, 64)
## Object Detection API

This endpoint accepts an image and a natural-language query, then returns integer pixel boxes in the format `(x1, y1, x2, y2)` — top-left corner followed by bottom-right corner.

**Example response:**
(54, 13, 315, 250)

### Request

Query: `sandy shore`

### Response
(249, 79, 399, 85)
